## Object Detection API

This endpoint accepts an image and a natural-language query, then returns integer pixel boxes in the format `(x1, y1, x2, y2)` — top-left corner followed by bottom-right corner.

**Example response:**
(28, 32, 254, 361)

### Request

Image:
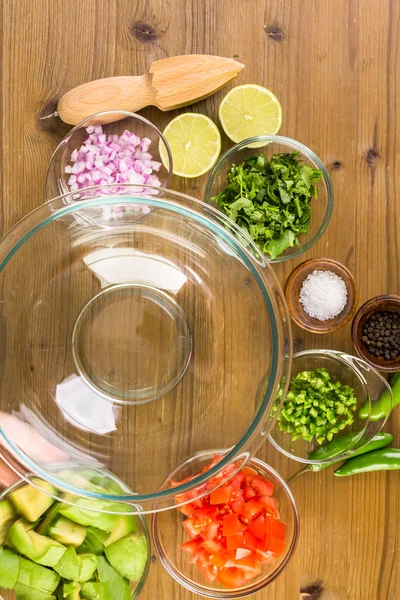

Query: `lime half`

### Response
(219, 84, 282, 143)
(160, 113, 221, 178)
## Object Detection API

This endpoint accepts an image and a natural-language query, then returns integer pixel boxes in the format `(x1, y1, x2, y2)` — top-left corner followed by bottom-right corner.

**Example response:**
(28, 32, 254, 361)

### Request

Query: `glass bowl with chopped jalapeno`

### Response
(204, 136, 333, 262)
(268, 349, 393, 465)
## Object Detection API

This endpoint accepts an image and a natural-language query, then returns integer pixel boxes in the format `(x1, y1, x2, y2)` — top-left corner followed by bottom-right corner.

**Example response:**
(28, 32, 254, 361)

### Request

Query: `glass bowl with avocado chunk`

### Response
(0, 475, 150, 600)
(204, 136, 333, 262)
(0, 185, 291, 513)
(268, 349, 393, 465)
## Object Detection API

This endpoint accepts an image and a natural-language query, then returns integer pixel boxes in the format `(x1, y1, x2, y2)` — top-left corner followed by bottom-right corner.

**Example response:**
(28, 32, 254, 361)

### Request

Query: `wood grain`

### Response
(0, 0, 399, 599)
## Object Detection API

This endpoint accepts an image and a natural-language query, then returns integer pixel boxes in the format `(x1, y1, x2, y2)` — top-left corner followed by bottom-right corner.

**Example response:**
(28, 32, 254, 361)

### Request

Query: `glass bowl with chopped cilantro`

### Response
(205, 136, 333, 262)
(268, 350, 392, 465)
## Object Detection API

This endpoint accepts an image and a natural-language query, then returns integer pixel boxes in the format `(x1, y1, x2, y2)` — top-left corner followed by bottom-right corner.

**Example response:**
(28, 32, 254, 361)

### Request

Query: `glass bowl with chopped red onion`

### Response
(45, 110, 173, 208)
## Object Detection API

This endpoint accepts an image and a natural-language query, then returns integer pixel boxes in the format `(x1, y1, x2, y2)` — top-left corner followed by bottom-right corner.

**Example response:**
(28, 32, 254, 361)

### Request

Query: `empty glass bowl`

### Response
(268, 350, 392, 465)
(152, 451, 299, 598)
(0, 185, 291, 513)
(0, 475, 151, 599)
(204, 136, 333, 262)
(45, 110, 173, 200)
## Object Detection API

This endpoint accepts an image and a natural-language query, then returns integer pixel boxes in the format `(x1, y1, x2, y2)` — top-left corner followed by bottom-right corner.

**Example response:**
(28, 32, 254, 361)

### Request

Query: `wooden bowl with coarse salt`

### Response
(285, 258, 359, 334)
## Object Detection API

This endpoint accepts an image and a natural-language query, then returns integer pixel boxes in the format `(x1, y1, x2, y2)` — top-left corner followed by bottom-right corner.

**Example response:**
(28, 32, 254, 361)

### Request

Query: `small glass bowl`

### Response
(0, 474, 151, 599)
(45, 110, 173, 200)
(152, 451, 299, 599)
(268, 349, 393, 465)
(204, 135, 333, 263)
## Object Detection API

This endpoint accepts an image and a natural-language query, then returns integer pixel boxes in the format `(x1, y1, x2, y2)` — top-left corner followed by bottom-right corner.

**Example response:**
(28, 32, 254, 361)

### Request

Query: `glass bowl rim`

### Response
(45, 109, 174, 197)
(0, 475, 152, 599)
(151, 450, 300, 599)
(204, 134, 334, 263)
(0, 184, 290, 506)
(268, 348, 392, 464)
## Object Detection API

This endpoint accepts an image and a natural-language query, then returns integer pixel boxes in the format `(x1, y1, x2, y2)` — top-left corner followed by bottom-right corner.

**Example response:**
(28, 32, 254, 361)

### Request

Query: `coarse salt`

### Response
(299, 269, 348, 321)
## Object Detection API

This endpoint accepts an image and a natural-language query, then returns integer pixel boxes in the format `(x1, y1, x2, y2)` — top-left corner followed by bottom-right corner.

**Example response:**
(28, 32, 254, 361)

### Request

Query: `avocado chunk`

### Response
(8, 519, 67, 567)
(97, 556, 130, 600)
(104, 516, 137, 547)
(81, 582, 113, 600)
(77, 527, 108, 555)
(105, 533, 147, 582)
(0, 546, 19, 589)
(9, 479, 57, 522)
(59, 498, 128, 532)
(15, 582, 55, 600)
(36, 503, 60, 535)
(0, 499, 18, 544)
(78, 553, 98, 582)
(54, 547, 97, 583)
(63, 581, 81, 600)
(50, 516, 87, 548)
(17, 556, 60, 593)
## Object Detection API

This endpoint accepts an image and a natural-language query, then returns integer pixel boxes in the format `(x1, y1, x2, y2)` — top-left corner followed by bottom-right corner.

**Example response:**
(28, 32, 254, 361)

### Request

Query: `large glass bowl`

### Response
(45, 110, 173, 201)
(204, 136, 333, 263)
(0, 185, 292, 513)
(268, 350, 392, 465)
(0, 475, 150, 599)
(152, 451, 299, 598)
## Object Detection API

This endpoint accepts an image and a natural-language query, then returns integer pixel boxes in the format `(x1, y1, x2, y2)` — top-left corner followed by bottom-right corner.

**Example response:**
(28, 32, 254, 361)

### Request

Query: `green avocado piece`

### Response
(0, 546, 19, 589)
(105, 533, 147, 582)
(104, 516, 137, 547)
(17, 556, 60, 593)
(15, 582, 55, 600)
(78, 553, 97, 583)
(90, 476, 123, 494)
(54, 546, 80, 581)
(8, 519, 66, 567)
(0, 499, 18, 544)
(63, 581, 81, 600)
(36, 503, 61, 535)
(9, 479, 57, 522)
(50, 516, 87, 548)
(59, 498, 128, 532)
(77, 527, 108, 555)
(81, 582, 112, 600)
(97, 556, 130, 600)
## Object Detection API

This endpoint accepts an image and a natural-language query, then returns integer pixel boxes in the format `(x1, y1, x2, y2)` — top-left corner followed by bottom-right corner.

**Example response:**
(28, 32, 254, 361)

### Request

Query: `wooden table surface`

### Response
(1, 1, 400, 599)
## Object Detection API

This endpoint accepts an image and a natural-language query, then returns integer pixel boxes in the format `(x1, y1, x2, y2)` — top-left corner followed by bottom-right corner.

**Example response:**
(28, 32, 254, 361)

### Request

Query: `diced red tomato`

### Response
(201, 539, 223, 554)
(181, 537, 202, 556)
(247, 514, 266, 540)
(177, 454, 287, 590)
(245, 474, 274, 497)
(242, 466, 258, 477)
(216, 568, 246, 589)
(271, 520, 286, 542)
(243, 484, 256, 501)
(222, 514, 246, 537)
(182, 518, 200, 538)
(259, 495, 280, 519)
(231, 496, 245, 515)
(241, 499, 264, 521)
(235, 548, 252, 560)
(210, 485, 231, 505)
(243, 531, 258, 551)
(226, 533, 245, 550)
(203, 521, 220, 540)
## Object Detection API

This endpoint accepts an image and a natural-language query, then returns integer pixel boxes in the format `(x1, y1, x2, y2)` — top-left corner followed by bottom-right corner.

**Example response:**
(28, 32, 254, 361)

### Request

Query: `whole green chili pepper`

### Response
(308, 431, 393, 472)
(358, 371, 400, 421)
(334, 447, 400, 476)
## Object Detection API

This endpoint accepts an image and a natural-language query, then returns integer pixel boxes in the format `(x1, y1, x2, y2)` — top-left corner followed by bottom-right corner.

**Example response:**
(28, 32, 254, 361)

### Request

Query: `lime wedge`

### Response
(160, 113, 221, 178)
(218, 84, 282, 143)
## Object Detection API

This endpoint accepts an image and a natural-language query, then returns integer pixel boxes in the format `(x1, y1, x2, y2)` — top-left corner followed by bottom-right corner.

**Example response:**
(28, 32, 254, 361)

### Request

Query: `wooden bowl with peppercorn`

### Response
(352, 295, 400, 373)
(285, 258, 359, 334)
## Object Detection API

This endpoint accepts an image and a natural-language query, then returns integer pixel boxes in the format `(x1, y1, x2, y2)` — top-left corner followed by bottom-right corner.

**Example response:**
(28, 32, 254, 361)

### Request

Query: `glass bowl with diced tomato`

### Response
(152, 451, 299, 598)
